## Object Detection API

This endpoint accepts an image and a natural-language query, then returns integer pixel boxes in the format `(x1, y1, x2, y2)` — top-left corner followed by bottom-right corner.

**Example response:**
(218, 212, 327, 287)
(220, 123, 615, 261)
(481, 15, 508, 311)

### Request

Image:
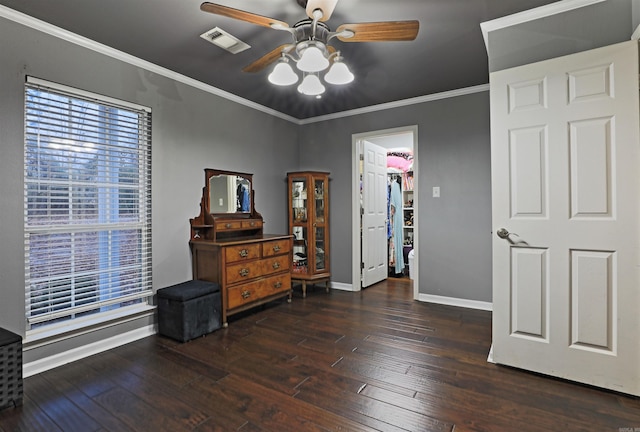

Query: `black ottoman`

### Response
(157, 280, 221, 342)
(0, 328, 23, 410)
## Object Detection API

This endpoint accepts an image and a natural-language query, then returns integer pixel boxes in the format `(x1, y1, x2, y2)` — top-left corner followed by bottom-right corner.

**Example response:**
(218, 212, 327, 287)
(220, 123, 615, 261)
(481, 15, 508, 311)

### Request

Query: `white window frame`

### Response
(23, 77, 152, 336)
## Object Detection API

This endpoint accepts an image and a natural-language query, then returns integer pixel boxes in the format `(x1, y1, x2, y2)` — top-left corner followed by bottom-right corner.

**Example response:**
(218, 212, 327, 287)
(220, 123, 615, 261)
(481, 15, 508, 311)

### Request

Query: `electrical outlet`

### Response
(433, 186, 440, 198)
(219, 198, 224, 206)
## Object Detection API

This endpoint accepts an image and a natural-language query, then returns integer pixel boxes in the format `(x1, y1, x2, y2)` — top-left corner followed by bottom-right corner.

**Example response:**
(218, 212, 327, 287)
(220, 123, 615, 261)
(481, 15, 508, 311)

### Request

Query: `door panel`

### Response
(569, 118, 612, 217)
(491, 40, 640, 396)
(570, 249, 614, 352)
(510, 247, 547, 340)
(509, 126, 547, 217)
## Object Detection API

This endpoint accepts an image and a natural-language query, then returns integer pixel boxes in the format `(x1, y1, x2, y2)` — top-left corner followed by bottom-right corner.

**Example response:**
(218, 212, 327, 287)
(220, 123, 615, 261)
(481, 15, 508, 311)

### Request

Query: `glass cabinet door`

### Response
(291, 176, 308, 274)
(313, 178, 326, 272)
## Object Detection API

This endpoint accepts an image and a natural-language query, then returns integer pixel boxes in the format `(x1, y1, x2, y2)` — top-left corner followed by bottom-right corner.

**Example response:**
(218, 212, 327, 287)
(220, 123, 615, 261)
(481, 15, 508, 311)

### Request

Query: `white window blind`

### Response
(24, 77, 152, 329)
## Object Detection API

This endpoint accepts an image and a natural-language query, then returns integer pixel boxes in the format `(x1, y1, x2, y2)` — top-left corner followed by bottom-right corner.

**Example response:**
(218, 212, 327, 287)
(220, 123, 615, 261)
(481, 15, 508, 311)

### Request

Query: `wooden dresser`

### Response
(189, 169, 293, 326)
(190, 234, 292, 326)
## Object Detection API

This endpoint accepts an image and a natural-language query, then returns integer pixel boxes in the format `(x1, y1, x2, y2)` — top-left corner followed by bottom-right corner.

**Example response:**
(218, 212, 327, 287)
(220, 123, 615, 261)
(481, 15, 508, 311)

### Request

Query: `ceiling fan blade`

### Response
(336, 21, 419, 42)
(200, 2, 289, 29)
(243, 44, 293, 73)
(306, 0, 338, 22)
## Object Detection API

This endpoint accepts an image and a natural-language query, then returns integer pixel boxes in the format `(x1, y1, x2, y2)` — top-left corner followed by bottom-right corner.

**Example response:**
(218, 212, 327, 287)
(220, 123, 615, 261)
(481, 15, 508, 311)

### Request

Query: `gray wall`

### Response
(486, 0, 634, 73)
(0, 17, 299, 360)
(298, 91, 493, 303)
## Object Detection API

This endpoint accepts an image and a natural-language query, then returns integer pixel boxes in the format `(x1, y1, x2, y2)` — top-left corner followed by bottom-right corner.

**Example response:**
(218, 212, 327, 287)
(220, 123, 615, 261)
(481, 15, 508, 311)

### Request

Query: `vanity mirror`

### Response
(190, 168, 263, 241)
(207, 170, 252, 214)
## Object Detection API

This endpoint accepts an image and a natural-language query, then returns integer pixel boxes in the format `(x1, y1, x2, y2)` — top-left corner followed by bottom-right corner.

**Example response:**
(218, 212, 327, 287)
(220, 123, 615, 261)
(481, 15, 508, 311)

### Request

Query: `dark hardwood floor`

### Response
(2, 279, 640, 431)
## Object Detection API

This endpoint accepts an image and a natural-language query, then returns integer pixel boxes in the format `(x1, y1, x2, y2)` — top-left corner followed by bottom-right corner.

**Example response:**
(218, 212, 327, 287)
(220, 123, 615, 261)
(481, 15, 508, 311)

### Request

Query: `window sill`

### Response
(24, 303, 156, 350)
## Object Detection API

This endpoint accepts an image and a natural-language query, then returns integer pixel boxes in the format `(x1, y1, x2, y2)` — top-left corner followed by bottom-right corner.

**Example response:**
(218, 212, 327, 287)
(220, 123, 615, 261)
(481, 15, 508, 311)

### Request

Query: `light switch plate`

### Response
(433, 186, 440, 198)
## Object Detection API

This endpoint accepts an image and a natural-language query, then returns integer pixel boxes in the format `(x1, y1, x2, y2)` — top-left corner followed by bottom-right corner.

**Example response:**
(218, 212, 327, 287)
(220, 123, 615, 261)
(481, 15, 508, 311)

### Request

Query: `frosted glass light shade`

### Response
(324, 61, 354, 85)
(297, 74, 325, 96)
(297, 46, 330, 72)
(268, 61, 299, 86)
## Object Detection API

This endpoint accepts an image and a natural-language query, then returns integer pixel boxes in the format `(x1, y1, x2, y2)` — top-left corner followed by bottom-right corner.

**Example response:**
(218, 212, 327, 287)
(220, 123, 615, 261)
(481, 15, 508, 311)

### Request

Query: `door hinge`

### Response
(361, 262, 364, 270)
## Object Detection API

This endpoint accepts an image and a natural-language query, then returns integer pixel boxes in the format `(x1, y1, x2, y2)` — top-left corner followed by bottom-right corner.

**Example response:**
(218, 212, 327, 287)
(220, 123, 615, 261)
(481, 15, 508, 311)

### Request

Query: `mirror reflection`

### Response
(209, 174, 251, 214)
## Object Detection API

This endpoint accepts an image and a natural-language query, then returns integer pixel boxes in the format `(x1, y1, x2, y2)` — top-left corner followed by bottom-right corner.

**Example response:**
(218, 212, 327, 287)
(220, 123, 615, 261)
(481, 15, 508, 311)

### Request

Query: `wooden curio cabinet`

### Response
(287, 171, 330, 297)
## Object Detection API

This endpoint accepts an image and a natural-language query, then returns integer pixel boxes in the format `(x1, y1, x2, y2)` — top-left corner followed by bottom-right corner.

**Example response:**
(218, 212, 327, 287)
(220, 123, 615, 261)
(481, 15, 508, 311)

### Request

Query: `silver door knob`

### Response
(497, 228, 510, 239)
(496, 228, 528, 245)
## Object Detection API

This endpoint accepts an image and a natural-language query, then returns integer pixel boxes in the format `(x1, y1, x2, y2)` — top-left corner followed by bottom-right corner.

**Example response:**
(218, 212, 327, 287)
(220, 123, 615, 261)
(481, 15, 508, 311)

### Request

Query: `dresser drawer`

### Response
(215, 220, 242, 231)
(261, 255, 290, 276)
(225, 260, 262, 285)
(262, 238, 291, 257)
(241, 219, 263, 229)
(224, 244, 261, 263)
(227, 273, 291, 310)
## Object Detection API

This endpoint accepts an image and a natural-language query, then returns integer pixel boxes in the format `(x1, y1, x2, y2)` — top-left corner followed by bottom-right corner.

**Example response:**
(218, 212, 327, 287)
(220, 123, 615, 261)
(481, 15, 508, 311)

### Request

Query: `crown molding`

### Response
(2, 4, 489, 126)
(480, 0, 607, 53)
(0, 5, 299, 124)
(298, 84, 490, 125)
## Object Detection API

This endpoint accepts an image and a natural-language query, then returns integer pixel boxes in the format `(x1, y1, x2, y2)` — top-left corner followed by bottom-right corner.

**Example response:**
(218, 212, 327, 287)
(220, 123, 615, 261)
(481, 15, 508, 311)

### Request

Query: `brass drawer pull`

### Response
(274, 281, 282, 288)
(249, 221, 256, 227)
(272, 262, 280, 270)
(241, 290, 251, 299)
(239, 249, 249, 258)
(239, 268, 250, 277)
(272, 245, 281, 252)
(225, 223, 232, 229)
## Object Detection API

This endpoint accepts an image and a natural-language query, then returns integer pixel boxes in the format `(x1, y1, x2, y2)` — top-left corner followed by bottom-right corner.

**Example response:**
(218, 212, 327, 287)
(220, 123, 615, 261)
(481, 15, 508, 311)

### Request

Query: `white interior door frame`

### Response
(351, 125, 419, 299)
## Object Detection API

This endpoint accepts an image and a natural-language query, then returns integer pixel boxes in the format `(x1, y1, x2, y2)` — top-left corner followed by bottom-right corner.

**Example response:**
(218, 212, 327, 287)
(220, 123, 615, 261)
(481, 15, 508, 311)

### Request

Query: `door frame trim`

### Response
(351, 125, 419, 299)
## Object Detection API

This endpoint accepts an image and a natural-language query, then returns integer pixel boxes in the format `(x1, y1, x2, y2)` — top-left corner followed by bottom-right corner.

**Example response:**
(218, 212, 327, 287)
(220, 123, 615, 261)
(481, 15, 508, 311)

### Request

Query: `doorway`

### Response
(351, 126, 419, 299)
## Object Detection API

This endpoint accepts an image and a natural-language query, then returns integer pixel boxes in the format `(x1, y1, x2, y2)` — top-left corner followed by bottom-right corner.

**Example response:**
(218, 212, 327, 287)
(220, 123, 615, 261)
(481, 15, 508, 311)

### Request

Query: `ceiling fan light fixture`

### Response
(268, 58, 299, 86)
(298, 74, 325, 96)
(324, 58, 354, 85)
(296, 43, 330, 72)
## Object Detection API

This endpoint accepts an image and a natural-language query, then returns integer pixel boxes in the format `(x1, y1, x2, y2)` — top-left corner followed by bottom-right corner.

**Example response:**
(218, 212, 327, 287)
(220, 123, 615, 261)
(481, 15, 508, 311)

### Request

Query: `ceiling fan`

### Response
(200, 0, 419, 96)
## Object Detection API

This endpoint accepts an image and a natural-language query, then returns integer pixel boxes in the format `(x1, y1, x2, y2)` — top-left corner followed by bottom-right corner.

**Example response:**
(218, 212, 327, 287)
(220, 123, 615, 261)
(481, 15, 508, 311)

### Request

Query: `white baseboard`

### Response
(487, 344, 495, 363)
(329, 281, 353, 292)
(418, 293, 493, 311)
(23, 324, 157, 377)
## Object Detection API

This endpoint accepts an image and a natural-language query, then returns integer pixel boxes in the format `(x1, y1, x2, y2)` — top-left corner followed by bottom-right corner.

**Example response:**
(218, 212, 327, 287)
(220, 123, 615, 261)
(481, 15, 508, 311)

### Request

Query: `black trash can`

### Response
(0, 327, 23, 410)
(157, 280, 221, 342)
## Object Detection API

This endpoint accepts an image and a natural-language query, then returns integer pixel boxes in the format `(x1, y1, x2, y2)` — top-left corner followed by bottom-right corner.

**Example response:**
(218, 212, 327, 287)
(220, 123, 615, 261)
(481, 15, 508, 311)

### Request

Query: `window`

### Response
(24, 77, 152, 330)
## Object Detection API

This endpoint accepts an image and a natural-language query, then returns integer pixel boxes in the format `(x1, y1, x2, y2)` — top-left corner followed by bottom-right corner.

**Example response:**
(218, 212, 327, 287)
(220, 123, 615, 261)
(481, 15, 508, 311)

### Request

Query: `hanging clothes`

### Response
(389, 181, 404, 274)
(387, 181, 392, 239)
(237, 183, 250, 212)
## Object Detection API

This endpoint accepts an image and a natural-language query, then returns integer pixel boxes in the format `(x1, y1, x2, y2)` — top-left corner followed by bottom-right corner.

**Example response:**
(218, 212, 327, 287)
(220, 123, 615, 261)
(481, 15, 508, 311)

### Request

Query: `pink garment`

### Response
(387, 155, 412, 172)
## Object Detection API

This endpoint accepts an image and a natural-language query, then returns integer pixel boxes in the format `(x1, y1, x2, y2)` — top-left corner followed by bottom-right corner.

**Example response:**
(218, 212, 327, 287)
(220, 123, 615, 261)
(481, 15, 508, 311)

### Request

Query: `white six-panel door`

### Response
(490, 40, 640, 396)
(362, 140, 388, 287)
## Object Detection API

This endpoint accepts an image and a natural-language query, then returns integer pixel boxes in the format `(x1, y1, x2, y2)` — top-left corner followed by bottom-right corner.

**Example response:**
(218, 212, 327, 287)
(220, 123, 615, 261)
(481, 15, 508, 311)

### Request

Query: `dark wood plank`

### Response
(0, 393, 62, 432)
(19, 374, 101, 432)
(4, 279, 640, 431)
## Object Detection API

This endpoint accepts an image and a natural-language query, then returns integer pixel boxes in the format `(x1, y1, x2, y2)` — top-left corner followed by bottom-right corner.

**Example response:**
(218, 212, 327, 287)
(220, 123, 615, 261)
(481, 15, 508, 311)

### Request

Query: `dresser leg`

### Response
(302, 281, 307, 298)
(325, 280, 329, 293)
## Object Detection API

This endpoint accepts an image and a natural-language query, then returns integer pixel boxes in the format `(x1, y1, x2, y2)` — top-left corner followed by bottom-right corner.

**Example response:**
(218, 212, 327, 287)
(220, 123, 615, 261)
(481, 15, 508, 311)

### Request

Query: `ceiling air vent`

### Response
(200, 27, 250, 54)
